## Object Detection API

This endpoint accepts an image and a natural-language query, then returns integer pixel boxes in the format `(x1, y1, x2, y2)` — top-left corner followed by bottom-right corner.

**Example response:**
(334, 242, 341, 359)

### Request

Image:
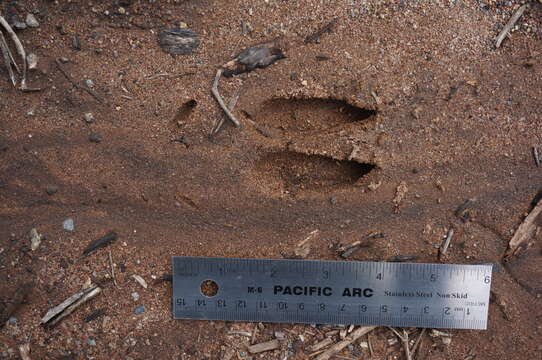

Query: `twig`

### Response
(144, 71, 196, 79)
(367, 334, 374, 357)
(439, 228, 454, 258)
(533, 146, 540, 167)
(495, 4, 530, 48)
(211, 86, 241, 135)
(0, 31, 16, 85)
(41, 285, 101, 327)
(315, 326, 376, 360)
(304, 18, 338, 44)
(108, 249, 117, 287)
(388, 327, 412, 360)
(505, 196, 542, 258)
(211, 68, 240, 127)
(410, 328, 426, 359)
(55, 58, 106, 105)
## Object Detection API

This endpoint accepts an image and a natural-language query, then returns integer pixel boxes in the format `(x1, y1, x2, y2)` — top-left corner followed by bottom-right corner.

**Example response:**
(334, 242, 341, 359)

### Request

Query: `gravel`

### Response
(26, 14, 39, 28)
(133, 305, 146, 315)
(62, 218, 75, 231)
(83, 113, 95, 123)
(89, 134, 102, 143)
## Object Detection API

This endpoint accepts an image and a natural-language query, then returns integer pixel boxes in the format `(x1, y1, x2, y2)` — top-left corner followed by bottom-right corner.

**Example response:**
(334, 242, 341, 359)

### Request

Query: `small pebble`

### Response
(83, 113, 95, 123)
(46, 185, 58, 195)
(58, 57, 69, 64)
(8, 317, 17, 325)
(330, 197, 338, 205)
(131, 292, 140, 301)
(85, 79, 94, 88)
(178, 21, 188, 29)
(89, 134, 102, 143)
(118, 7, 126, 15)
(14, 21, 27, 30)
(87, 338, 96, 346)
(133, 305, 146, 315)
(63, 218, 75, 231)
(26, 14, 39, 28)
(26, 109, 35, 117)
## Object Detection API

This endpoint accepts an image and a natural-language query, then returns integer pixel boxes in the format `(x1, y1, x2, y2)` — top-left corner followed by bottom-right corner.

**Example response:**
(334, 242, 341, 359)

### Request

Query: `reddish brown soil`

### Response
(1, 1, 541, 359)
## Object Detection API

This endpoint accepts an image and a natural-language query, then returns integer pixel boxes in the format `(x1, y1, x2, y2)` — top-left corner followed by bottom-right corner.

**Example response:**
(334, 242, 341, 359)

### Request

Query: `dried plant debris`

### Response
(82, 231, 118, 257)
(41, 285, 101, 327)
(0, 15, 39, 91)
(505, 196, 542, 258)
(247, 339, 280, 354)
(315, 326, 376, 360)
(29, 228, 44, 251)
(495, 4, 530, 48)
(338, 233, 386, 258)
(222, 40, 285, 77)
(294, 229, 319, 258)
(454, 198, 476, 222)
(157, 28, 199, 55)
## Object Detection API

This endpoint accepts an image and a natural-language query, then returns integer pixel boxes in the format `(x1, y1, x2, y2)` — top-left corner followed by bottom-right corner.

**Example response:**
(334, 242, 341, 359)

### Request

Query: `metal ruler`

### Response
(173, 257, 492, 330)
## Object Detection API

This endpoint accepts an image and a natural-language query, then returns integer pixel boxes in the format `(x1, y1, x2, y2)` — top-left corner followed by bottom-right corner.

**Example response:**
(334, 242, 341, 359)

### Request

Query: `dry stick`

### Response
(505, 196, 542, 257)
(212, 86, 241, 135)
(0, 15, 36, 91)
(495, 4, 530, 48)
(315, 326, 376, 360)
(410, 328, 426, 359)
(533, 146, 540, 167)
(388, 328, 412, 360)
(108, 249, 118, 287)
(55, 58, 106, 105)
(367, 334, 374, 357)
(211, 68, 240, 127)
(0, 31, 15, 85)
(439, 228, 454, 257)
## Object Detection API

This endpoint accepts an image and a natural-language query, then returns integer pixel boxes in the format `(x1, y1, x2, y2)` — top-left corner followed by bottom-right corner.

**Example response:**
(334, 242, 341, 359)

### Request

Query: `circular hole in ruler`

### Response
(200, 280, 219, 297)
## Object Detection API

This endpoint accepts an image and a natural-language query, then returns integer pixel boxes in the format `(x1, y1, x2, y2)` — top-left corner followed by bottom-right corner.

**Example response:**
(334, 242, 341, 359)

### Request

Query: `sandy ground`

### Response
(1, 0, 541, 359)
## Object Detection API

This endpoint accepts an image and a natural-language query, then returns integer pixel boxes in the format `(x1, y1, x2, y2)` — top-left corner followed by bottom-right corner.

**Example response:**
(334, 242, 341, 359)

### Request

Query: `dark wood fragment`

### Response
(82, 232, 118, 257)
(84, 308, 105, 323)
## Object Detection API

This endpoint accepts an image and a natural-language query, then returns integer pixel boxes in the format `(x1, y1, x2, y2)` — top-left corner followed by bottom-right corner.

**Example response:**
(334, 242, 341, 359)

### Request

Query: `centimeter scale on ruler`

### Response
(173, 257, 492, 330)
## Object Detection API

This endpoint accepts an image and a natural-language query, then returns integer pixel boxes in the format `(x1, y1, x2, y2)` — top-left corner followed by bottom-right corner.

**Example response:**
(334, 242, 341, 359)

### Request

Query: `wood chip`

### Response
(315, 326, 376, 360)
(132, 274, 148, 289)
(41, 285, 101, 326)
(295, 229, 319, 258)
(18, 344, 30, 360)
(308, 337, 334, 352)
(247, 339, 280, 354)
(505, 197, 542, 258)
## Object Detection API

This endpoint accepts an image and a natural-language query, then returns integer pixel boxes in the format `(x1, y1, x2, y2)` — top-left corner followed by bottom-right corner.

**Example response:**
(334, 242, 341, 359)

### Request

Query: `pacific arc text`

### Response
(272, 285, 374, 297)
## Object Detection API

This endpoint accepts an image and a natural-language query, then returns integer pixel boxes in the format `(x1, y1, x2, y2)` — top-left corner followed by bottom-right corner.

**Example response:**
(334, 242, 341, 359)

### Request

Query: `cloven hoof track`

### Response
(256, 151, 375, 194)
(255, 98, 376, 133)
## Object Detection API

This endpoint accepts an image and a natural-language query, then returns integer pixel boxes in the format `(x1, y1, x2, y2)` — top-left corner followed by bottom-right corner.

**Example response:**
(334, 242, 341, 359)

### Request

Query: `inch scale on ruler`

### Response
(172, 257, 492, 330)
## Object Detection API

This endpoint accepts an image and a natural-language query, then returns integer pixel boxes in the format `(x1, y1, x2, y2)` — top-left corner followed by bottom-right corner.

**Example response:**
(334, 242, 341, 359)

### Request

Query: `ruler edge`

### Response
(172, 256, 493, 330)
